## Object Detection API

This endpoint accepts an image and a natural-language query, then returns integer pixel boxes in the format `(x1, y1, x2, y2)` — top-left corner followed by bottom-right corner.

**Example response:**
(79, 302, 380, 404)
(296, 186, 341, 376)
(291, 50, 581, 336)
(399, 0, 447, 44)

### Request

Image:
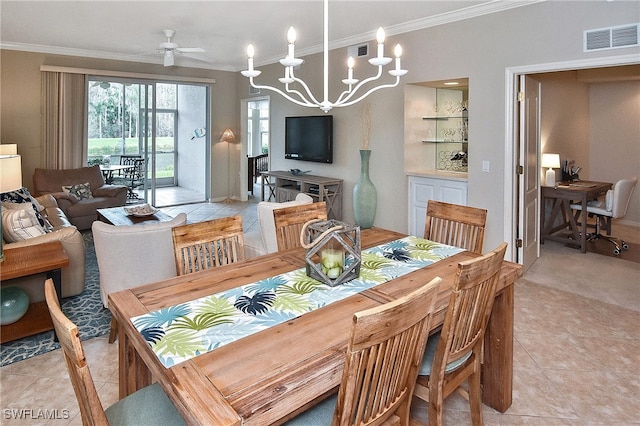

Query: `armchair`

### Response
(33, 165, 128, 230)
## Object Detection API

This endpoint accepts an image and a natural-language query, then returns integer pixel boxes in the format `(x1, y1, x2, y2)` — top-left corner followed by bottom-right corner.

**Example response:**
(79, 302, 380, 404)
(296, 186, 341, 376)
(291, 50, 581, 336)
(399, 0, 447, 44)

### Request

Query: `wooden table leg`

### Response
(482, 284, 514, 412)
(578, 197, 588, 253)
(118, 322, 151, 399)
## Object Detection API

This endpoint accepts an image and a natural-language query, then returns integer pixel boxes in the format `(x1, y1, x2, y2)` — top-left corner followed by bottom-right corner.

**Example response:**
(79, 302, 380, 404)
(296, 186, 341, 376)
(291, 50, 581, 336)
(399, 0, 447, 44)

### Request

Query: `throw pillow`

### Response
(0, 187, 48, 230)
(1, 205, 47, 242)
(2, 201, 52, 232)
(62, 182, 93, 200)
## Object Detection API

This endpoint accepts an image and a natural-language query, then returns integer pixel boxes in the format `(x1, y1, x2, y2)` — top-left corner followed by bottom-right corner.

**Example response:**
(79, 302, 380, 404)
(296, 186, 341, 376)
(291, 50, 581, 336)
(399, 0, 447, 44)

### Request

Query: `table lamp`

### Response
(0, 154, 23, 261)
(541, 153, 560, 187)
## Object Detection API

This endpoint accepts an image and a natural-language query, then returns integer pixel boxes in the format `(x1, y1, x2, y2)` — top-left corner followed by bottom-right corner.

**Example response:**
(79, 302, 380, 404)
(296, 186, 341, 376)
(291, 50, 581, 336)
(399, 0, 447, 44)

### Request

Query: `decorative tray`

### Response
(124, 204, 158, 217)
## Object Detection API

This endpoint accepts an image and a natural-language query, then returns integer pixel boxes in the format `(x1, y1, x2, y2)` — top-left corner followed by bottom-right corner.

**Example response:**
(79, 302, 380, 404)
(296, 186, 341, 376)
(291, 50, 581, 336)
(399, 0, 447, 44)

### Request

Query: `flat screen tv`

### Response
(285, 115, 333, 163)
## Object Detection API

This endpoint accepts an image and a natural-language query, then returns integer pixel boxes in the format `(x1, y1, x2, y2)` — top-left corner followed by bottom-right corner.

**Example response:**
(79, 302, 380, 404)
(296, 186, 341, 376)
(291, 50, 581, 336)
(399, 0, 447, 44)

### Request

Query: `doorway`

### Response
(240, 96, 270, 201)
(87, 78, 210, 207)
(507, 54, 639, 270)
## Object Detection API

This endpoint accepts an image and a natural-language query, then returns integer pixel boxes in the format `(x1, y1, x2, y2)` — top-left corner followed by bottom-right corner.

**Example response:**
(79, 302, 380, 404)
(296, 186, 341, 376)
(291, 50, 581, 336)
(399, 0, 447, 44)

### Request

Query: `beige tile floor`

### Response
(1, 201, 638, 425)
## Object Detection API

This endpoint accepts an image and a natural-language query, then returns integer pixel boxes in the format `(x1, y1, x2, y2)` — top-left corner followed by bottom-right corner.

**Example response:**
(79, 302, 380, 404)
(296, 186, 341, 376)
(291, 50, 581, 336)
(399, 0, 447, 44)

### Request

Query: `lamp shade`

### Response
(219, 128, 235, 143)
(541, 153, 560, 169)
(0, 155, 23, 193)
(0, 144, 18, 155)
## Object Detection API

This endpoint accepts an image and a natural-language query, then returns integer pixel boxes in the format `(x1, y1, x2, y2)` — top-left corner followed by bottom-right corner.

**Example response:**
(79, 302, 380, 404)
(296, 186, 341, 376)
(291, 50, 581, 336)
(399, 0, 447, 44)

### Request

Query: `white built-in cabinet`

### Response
(407, 175, 468, 237)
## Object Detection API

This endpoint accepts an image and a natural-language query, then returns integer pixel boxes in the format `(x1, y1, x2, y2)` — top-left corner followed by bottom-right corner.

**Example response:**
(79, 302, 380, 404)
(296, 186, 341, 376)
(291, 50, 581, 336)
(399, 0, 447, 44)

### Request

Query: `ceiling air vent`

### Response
(249, 86, 260, 95)
(584, 23, 639, 52)
(347, 43, 369, 58)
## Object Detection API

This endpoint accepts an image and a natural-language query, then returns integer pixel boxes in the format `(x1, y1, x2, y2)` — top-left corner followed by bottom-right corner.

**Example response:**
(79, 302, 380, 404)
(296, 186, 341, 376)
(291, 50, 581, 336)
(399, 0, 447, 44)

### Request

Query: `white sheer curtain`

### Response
(41, 72, 87, 169)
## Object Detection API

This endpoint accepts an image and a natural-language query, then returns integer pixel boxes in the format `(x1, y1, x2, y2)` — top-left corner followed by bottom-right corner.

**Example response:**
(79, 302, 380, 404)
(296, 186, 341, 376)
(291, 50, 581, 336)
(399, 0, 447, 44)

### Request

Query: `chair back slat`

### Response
(334, 277, 442, 426)
(433, 242, 507, 373)
(172, 215, 245, 275)
(273, 202, 327, 251)
(424, 200, 487, 254)
(44, 279, 109, 425)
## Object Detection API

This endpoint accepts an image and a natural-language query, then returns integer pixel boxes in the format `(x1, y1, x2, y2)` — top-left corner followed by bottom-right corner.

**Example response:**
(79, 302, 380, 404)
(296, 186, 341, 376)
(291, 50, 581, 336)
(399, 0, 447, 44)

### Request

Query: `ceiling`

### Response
(0, 1, 541, 72)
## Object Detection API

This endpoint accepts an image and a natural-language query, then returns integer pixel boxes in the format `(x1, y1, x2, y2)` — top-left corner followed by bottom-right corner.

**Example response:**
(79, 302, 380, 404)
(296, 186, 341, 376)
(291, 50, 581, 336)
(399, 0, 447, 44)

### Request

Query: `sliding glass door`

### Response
(87, 78, 209, 207)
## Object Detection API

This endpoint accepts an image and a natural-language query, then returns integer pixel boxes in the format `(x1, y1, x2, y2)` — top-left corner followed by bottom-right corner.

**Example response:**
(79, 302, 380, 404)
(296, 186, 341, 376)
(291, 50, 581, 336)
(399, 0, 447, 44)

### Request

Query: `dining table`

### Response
(109, 227, 523, 425)
(99, 164, 133, 184)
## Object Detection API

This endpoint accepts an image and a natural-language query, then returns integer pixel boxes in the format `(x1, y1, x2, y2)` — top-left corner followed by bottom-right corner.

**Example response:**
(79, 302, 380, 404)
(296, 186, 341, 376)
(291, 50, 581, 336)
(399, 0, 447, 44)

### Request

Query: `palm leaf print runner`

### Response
(132, 236, 463, 367)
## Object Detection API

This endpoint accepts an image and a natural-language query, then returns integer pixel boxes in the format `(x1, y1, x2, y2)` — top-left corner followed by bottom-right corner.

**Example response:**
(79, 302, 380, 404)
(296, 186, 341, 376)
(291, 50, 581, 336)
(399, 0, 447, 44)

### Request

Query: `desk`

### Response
(261, 170, 343, 220)
(109, 229, 522, 425)
(100, 164, 132, 184)
(541, 181, 611, 253)
(0, 241, 69, 343)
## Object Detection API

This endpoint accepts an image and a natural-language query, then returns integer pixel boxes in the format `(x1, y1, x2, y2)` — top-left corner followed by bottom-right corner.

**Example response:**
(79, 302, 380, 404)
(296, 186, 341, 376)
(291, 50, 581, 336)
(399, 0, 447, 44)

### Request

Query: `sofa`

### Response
(1, 193, 86, 301)
(244, 193, 313, 258)
(33, 165, 128, 231)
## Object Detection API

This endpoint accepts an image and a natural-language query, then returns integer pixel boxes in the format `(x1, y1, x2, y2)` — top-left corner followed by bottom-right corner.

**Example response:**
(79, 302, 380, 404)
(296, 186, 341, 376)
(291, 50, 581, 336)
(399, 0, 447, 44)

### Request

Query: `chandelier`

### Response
(241, 0, 407, 113)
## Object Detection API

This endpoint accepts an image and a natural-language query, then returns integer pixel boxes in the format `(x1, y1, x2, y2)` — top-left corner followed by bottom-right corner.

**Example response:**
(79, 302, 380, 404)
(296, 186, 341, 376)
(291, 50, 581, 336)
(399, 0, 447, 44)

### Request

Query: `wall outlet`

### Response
(482, 161, 490, 172)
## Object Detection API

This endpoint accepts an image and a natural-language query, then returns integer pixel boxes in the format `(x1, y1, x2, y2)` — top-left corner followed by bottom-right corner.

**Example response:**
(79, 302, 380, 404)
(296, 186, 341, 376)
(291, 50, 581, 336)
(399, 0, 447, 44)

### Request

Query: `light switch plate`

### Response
(482, 161, 490, 172)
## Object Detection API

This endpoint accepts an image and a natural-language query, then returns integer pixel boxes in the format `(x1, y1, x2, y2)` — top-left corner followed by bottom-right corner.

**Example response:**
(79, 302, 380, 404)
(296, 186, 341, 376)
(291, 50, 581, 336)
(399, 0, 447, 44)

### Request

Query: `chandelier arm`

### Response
(334, 66, 384, 104)
(289, 68, 324, 106)
(334, 76, 401, 108)
(248, 79, 318, 108)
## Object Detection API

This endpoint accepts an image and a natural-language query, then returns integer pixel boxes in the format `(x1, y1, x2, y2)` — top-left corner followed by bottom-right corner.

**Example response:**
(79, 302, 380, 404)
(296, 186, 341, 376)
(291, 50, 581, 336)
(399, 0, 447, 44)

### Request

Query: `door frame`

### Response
(240, 95, 270, 202)
(504, 53, 639, 264)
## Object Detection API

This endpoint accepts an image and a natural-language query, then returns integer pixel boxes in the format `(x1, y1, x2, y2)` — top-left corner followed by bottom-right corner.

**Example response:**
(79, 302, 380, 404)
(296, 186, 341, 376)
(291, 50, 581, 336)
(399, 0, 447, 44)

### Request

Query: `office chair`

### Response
(571, 178, 637, 255)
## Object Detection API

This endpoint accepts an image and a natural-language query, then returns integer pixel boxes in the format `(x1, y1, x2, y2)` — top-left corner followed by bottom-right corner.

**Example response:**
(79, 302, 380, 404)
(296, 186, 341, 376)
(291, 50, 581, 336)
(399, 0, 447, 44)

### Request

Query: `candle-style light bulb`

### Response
(287, 26, 297, 44)
(247, 43, 255, 71)
(394, 44, 402, 71)
(376, 27, 385, 59)
(287, 26, 296, 58)
(347, 56, 355, 80)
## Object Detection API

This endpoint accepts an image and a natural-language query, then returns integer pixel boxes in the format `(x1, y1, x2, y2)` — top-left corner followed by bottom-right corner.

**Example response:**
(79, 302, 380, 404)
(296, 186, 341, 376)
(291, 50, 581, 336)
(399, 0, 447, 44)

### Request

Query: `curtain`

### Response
(41, 72, 87, 169)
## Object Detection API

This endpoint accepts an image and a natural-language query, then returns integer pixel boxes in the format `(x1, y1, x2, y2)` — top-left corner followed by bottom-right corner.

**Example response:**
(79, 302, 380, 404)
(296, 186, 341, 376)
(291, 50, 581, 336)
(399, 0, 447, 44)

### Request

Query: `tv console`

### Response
(260, 170, 343, 220)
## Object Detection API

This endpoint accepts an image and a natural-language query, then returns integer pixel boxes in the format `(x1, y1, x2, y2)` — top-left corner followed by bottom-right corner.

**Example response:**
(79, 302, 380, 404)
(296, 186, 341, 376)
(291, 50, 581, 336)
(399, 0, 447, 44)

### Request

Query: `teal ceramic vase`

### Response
(1, 286, 29, 325)
(353, 149, 377, 229)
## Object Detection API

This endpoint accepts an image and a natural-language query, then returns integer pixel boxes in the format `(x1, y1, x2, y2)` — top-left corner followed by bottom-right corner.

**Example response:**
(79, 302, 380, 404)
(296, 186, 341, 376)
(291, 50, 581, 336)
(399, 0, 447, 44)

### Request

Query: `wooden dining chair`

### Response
(43, 278, 186, 426)
(412, 242, 508, 426)
(424, 200, 487, 254)
(284, 276, 443, 426)
(273, 201, 327, 251)
(172, 215, 246, 275)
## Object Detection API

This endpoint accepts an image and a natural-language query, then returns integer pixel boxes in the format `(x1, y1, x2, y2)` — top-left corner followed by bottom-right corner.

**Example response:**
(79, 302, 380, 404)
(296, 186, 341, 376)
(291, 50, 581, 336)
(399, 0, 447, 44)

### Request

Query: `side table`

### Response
(0, 241, 69, 343)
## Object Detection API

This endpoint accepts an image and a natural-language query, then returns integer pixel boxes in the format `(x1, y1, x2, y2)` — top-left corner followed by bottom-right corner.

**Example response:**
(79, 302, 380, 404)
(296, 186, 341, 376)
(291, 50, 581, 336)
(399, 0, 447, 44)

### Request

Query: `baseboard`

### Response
(617, 219, 640, 228)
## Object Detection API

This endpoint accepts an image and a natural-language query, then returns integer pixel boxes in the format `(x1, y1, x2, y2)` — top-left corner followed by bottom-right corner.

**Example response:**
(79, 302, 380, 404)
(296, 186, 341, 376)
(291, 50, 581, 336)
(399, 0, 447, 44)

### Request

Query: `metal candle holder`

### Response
(303, 219, 361, 287)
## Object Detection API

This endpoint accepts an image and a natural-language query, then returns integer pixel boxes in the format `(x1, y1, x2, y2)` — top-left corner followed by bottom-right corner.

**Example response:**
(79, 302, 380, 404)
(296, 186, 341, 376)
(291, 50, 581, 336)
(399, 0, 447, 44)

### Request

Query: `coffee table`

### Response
(97, 206, 174, 226)
(0, 241, 69, 343)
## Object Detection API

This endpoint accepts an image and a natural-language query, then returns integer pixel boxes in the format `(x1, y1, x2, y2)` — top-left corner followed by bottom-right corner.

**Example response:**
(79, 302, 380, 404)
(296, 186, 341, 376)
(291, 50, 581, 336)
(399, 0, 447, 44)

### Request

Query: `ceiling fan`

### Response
(157, 29, 205, 67)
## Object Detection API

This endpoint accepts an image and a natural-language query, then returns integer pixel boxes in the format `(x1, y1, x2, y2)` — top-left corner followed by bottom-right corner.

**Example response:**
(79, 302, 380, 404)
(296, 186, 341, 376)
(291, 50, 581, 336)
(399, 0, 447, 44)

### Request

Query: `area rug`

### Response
(561, 234, 640, 264)
(0, 230, 111, 367)
(585, 239, 640, 264)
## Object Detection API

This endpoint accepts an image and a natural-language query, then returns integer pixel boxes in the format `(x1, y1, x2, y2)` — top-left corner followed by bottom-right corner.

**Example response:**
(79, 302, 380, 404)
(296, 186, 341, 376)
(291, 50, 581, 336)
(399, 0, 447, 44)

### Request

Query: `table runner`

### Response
(131, 236, 463, 367)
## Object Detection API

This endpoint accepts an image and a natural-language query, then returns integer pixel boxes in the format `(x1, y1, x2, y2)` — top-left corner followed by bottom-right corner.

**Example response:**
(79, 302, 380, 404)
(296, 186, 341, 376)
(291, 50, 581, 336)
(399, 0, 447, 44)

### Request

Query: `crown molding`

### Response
(0, 42, 235, 72)
(255, 0, 545, 68)
(2, 1, 543, 72)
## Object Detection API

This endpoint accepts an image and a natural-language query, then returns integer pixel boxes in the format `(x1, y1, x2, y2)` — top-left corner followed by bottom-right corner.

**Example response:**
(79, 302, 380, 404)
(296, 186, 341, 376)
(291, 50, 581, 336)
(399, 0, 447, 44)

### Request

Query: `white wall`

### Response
(239, 1, 639, 252)
(537, 71, 591, 182)
(590, 80, 640, 225)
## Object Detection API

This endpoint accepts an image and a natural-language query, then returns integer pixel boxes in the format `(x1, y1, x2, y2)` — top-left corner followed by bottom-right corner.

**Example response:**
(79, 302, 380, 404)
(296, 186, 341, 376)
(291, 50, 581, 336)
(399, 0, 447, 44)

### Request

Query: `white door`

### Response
(518, 75, 541, 270)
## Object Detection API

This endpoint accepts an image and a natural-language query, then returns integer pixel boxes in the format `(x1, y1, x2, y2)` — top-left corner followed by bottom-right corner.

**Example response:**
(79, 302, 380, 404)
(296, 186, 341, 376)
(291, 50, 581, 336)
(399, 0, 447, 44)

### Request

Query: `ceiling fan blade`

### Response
(181, 52, 212, 63)
(177, 47, 204, 53)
